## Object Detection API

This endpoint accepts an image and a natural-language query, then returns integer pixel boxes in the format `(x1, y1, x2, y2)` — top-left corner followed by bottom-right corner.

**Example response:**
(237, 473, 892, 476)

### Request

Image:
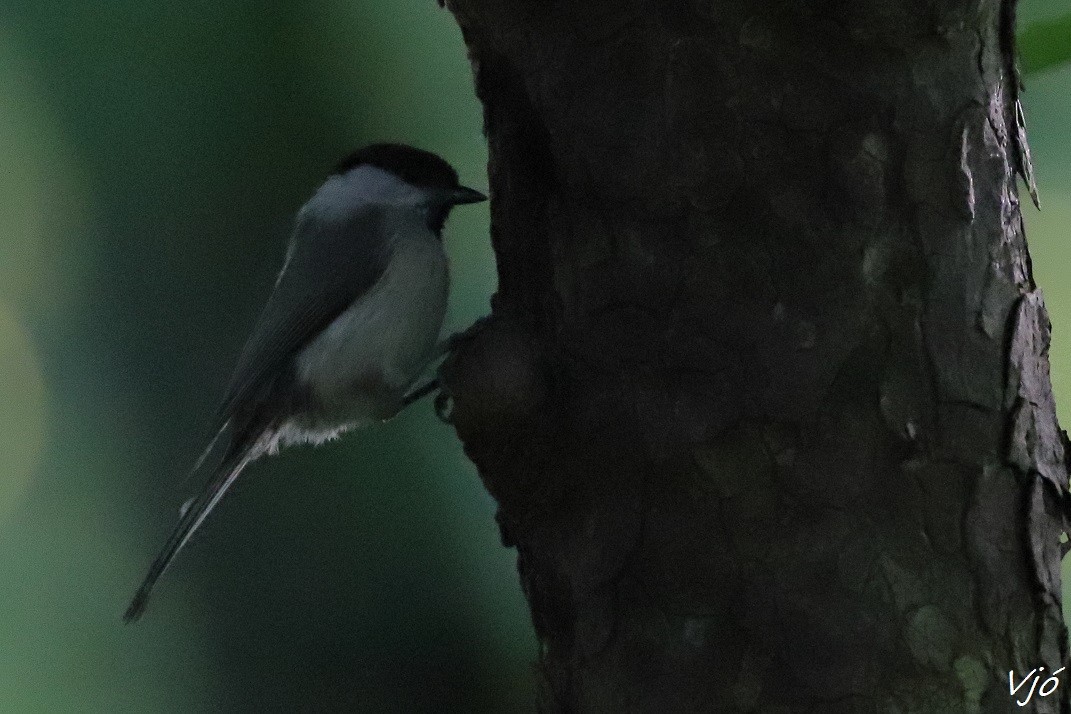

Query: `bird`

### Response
(124, 143, 487, 622)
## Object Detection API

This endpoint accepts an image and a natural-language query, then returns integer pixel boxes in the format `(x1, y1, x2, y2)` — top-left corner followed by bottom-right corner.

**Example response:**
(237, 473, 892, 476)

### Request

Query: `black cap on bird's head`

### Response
(334, 143, 487, 206)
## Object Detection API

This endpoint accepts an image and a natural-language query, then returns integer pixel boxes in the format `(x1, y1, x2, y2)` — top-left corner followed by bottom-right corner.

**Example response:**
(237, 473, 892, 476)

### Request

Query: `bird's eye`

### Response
(427, 204, 449, 235)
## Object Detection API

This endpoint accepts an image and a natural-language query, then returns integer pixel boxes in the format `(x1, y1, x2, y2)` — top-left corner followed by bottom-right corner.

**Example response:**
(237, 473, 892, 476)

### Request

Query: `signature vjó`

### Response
(1009, 667, 1064, 707)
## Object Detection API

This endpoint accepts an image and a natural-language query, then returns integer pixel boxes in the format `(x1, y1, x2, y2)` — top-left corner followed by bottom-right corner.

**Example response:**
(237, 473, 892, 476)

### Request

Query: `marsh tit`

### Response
(124, 143, 487, 622)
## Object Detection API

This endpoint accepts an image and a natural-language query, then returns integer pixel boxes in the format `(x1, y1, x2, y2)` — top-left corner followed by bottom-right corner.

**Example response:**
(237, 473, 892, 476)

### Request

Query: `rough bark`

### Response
(439, 0, 1070, 711)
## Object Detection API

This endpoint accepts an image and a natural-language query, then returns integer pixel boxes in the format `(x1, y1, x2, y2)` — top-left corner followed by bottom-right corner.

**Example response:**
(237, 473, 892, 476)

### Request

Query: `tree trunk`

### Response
(440, 1, 1070, 711)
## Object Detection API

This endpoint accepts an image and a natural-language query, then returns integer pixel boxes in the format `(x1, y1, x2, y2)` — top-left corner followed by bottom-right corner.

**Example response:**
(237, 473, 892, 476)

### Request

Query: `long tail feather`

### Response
(187, 417, 231, 481)
(124, 437, 261, 623)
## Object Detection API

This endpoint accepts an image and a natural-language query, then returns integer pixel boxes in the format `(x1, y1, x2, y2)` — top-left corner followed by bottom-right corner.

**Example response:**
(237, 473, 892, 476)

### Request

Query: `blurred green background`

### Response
(1, 2, 1070, 712)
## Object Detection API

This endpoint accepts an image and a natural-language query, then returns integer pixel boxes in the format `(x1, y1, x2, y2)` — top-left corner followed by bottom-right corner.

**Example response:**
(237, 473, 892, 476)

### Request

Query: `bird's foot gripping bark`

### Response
(400, 316, 493, 409)
(440, 315, 494, 356)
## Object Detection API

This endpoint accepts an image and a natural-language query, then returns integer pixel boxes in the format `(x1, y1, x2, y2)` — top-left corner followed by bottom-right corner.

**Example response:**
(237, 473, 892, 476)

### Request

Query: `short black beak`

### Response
(452, 186, 488, 205)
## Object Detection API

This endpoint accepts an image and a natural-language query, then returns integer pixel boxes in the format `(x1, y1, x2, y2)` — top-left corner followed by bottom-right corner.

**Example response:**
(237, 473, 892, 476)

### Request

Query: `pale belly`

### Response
(291, 238, 448, 435)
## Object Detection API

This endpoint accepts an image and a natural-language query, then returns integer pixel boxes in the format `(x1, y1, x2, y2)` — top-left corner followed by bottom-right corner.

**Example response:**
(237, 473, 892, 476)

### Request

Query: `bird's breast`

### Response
(294, 237, 448, 421)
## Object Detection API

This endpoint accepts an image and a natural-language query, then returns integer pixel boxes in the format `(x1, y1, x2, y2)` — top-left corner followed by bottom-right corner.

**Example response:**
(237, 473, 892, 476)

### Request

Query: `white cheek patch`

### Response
(309, 165, 431, 221)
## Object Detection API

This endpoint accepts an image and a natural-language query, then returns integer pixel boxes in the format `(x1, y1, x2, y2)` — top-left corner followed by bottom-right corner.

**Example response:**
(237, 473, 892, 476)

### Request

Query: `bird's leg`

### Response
(401, 316, 492, 407)
(402, 378, 440, 407)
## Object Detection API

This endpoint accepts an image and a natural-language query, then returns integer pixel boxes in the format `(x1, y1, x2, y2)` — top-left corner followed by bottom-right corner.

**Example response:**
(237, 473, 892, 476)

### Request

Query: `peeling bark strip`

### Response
(440, 0, 1069, 711)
